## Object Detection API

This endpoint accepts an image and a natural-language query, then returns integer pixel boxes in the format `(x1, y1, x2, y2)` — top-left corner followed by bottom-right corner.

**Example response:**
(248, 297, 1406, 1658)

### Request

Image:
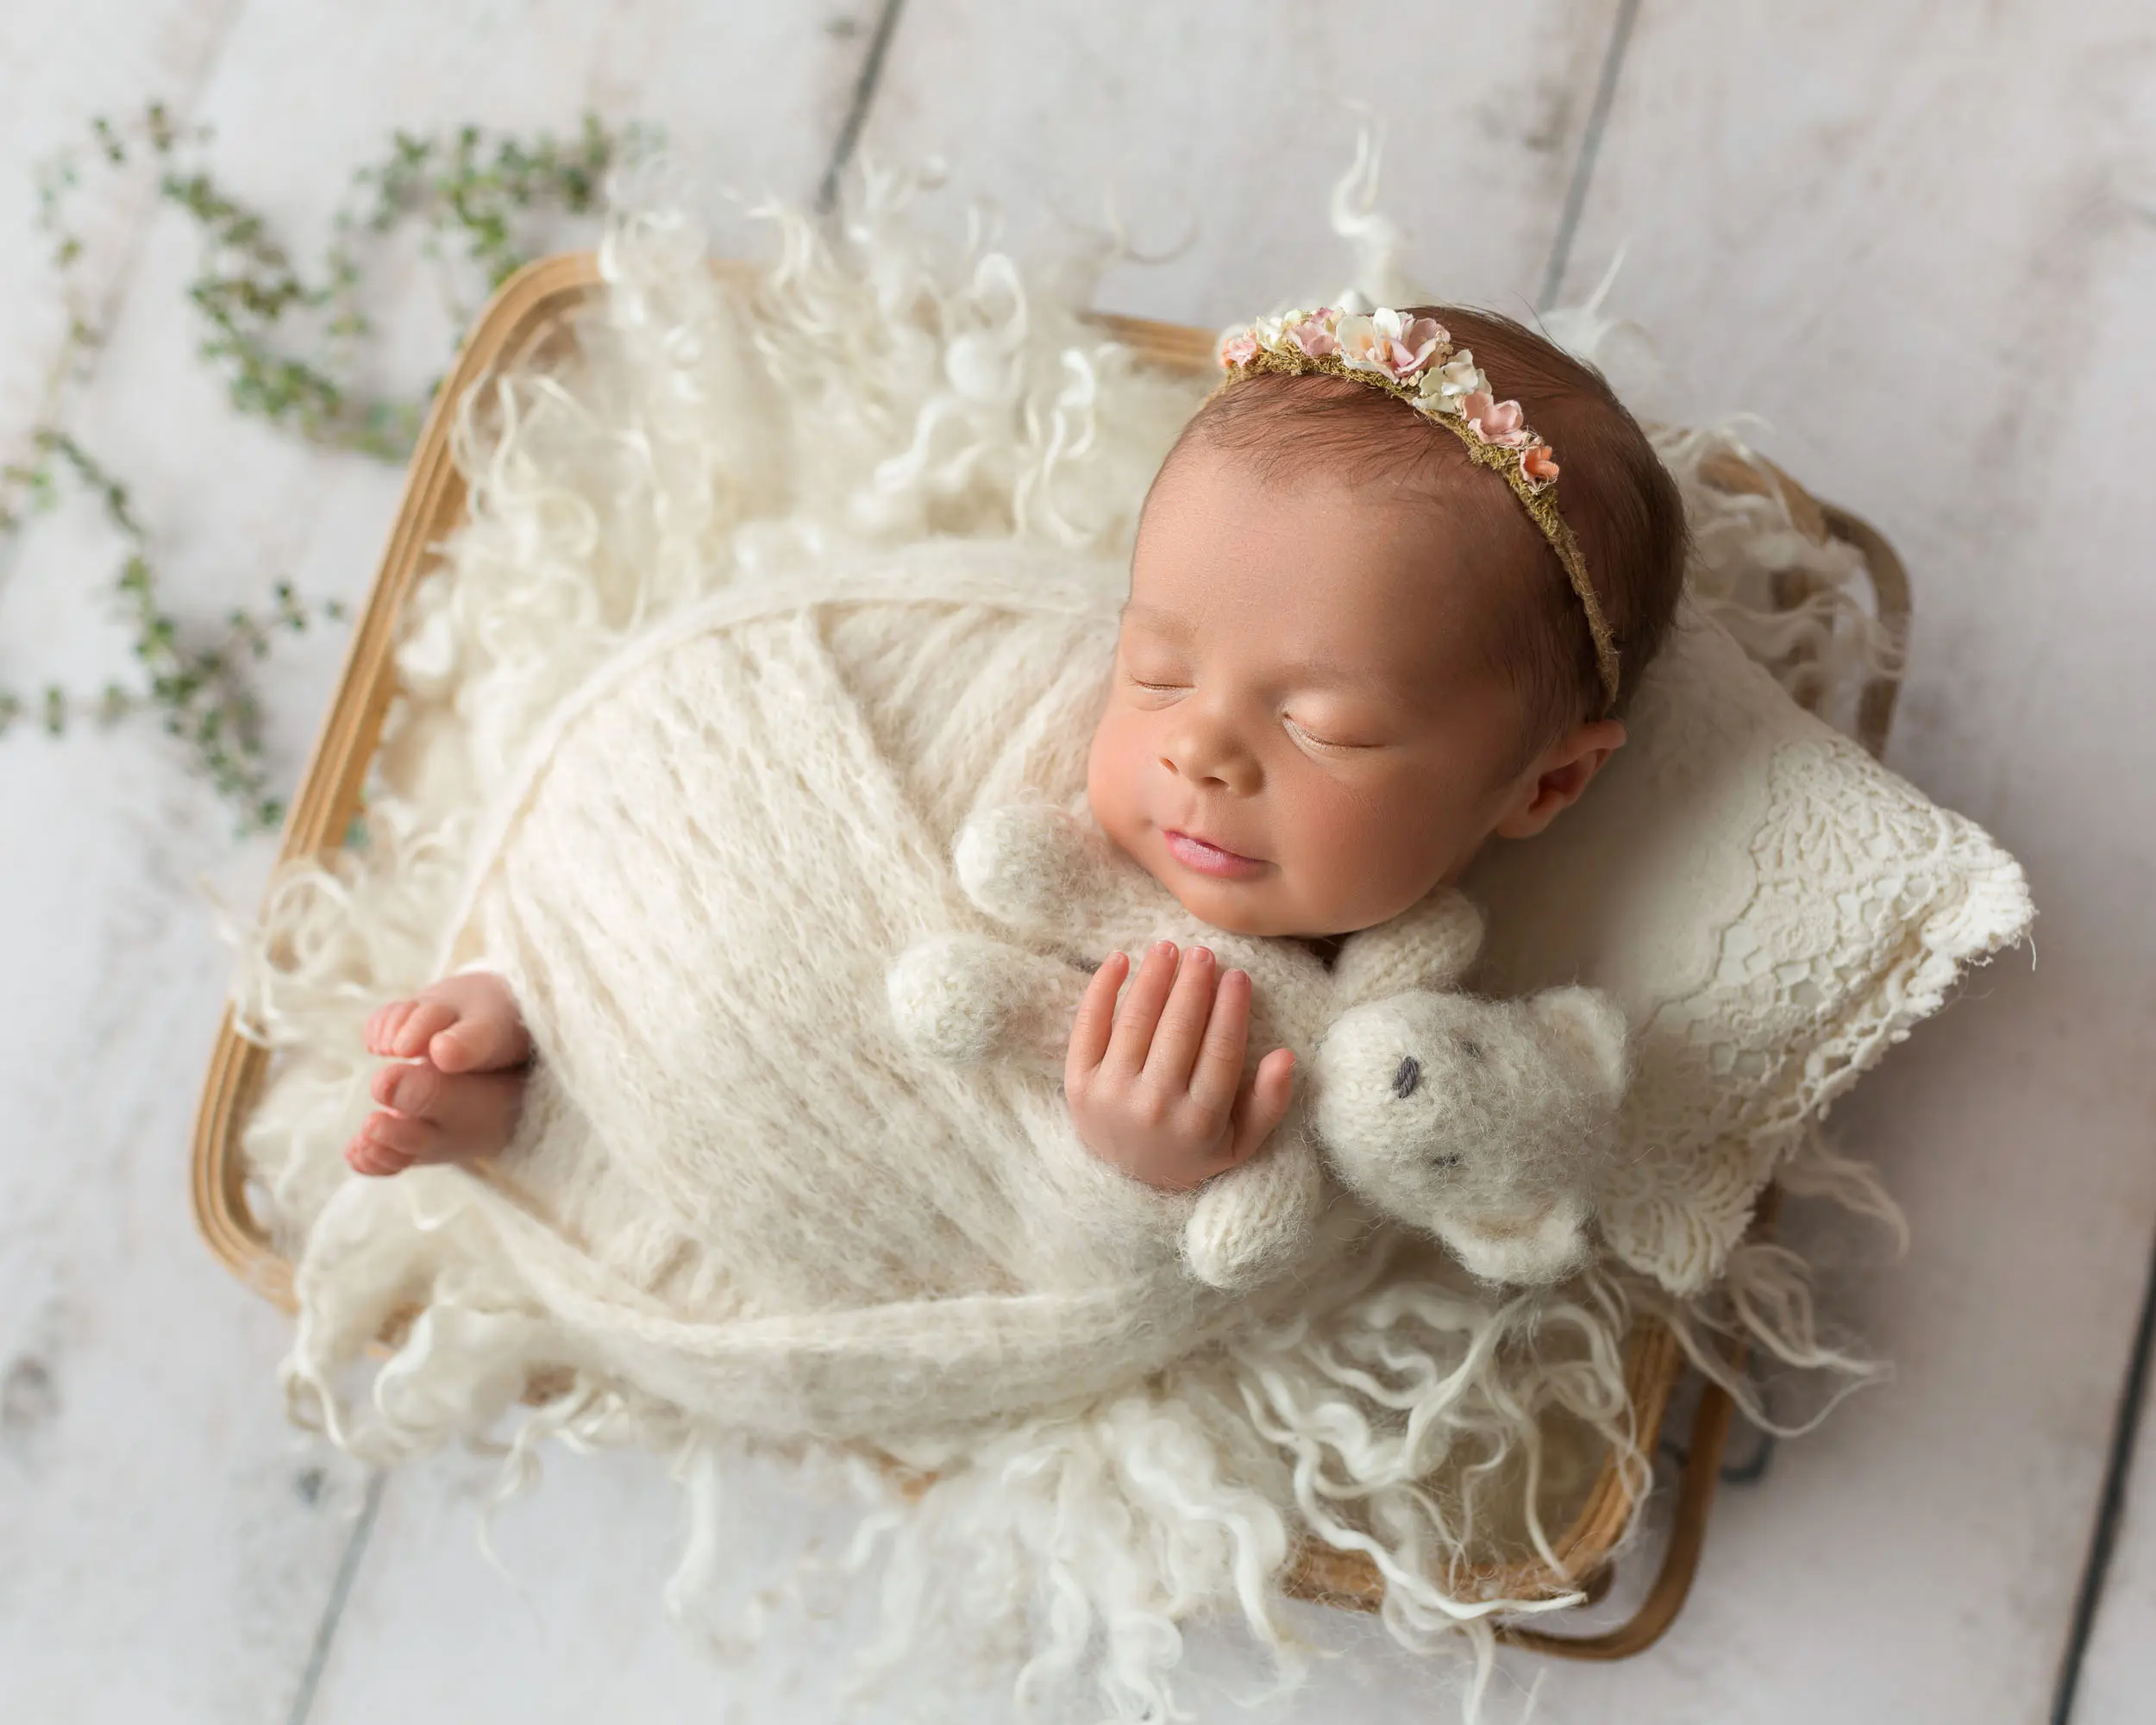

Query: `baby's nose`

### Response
(1158, 715, 1258, 788)
(1161, 747, 1257, 794)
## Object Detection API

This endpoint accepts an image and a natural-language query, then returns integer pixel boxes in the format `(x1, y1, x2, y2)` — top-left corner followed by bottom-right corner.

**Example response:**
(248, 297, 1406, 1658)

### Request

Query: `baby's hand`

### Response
(347, 970, 534, 1178)
(1064, 939, 1296, 1193)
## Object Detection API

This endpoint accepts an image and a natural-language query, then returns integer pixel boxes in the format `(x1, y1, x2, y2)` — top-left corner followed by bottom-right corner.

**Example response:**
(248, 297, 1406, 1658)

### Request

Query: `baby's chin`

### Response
(1148, 850, 1428, 941)
(1150, 865, 1326, 940)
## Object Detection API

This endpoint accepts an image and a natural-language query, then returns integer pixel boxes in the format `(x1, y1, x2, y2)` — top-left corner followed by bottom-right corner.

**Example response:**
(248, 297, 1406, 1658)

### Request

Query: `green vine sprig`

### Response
(3, 104, 651, 831)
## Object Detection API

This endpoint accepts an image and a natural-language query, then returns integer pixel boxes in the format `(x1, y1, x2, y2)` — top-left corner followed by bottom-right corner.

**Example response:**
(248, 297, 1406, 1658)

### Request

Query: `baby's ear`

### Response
(1530, 986, 1630, 1107)
(1331, 888, 1485, 1007)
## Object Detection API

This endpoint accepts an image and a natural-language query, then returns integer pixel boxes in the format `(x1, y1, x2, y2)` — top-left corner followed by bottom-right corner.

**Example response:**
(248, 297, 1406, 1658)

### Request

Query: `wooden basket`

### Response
(190, 254, 1910, 1661)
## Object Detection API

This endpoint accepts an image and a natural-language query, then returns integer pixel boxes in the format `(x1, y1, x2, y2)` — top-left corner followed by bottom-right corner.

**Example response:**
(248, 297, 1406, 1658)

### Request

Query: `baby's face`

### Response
(1087, 441, 1545, 939)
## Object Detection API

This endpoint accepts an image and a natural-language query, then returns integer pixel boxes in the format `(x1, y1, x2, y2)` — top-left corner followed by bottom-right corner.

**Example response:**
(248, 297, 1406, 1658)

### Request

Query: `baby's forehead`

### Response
(1128, 453, 1545, 711)
(1139, 437, 1531, 603)
(1146, 415, 1527, 557)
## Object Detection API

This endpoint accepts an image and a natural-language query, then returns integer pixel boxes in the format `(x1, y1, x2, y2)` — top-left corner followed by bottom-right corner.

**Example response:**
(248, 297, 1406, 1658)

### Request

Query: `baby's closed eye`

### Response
(1282, 714, 1377, 751)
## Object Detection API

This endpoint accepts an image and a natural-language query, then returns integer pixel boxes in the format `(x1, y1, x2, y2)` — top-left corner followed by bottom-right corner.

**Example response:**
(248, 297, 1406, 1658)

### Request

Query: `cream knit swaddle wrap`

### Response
(397, 546, 1317, 1440)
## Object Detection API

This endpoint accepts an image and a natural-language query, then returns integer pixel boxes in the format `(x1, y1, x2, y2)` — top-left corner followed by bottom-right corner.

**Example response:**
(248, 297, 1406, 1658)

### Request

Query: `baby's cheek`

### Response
(1084, 714, 1143, 843)
(1293, 779, 1460, 918)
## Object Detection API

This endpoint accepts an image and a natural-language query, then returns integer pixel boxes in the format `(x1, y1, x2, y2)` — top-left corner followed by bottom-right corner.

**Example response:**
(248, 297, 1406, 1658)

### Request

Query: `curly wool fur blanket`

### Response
(228, 166, 2024, 1717)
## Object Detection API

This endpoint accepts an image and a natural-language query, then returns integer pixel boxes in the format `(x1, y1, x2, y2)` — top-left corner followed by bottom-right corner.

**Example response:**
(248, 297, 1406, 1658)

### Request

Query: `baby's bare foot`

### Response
(348, 971, 533, 1178)
(347, 1063, 529, 1177)
(363, 971, 531, 1072)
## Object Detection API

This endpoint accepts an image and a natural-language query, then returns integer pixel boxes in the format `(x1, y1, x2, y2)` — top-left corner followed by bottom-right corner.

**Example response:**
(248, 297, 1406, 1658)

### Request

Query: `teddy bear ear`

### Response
(1331, 888, 1485, 1007)
(1529, 986, 1630, 1107)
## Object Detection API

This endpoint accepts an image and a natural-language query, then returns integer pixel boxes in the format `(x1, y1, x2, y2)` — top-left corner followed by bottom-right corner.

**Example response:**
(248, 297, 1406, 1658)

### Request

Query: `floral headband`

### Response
(1215, 306, 1620, 712)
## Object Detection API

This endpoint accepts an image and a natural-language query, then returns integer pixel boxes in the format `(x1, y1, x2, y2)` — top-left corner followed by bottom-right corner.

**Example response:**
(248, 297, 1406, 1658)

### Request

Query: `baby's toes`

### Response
(428, 1016, 525, 1076)
(354, 1106, 443, 1165)
(345, 1137, 414, 1178)
(346, 1114, 421, 1177)
(366, 1000, 417, 1057)
(373, 1060, 440, 1120)
(390, 999, 460, 1059)
(425, 976, 532, 1074)
(363, 1069, 523, 1164)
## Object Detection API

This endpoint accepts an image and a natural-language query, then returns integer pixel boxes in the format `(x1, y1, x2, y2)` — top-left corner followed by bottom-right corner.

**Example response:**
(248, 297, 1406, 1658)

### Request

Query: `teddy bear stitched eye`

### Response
(1391, 1054, 1420, 1098)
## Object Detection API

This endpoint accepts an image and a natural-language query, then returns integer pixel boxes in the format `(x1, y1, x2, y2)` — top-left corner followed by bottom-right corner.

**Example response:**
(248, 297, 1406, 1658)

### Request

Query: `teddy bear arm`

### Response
(887, 932, 1089, 1076)
(1181, 1133, 1326, 1290)
(1330, 887, 1486, 1008)
(955, 800, 1154, 949)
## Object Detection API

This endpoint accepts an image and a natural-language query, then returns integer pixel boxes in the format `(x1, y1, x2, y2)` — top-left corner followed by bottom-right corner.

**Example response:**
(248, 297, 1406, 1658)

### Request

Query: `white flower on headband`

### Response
(1336, 308, 1446, 380)
(1414, 348, 1485, 415)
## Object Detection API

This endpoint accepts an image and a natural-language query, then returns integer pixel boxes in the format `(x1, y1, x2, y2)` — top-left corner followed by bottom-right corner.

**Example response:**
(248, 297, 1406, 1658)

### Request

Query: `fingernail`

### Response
(1191, 946, 1213, 965)
(1155, 940, 1176, 958)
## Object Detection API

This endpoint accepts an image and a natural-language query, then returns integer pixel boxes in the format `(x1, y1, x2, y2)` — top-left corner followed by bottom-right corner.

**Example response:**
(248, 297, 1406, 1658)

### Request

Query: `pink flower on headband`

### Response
(1286, 315, 1338, 358)
(1338, 309, 1447, 380)
(1219, 329, 1259, 367)
(1462, 392, 1531, 448)
(1522, 442, 1560, 485)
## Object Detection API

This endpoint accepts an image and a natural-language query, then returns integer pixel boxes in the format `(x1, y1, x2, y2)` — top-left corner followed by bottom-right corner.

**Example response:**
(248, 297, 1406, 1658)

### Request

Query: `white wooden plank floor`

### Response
(3, 2, 2151, 1719)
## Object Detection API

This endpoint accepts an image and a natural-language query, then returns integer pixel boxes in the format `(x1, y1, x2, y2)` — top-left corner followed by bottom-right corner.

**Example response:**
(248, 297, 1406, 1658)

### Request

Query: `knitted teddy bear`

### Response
(886, 796, 1629, 1290)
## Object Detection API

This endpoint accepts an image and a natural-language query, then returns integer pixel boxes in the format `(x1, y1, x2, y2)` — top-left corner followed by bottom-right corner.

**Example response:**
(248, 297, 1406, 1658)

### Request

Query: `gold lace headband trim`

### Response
(1214, 307, 1620, 714)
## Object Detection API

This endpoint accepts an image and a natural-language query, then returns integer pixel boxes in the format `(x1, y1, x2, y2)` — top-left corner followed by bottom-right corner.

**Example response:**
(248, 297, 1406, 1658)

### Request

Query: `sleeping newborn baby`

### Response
(348, 304, 1686, 1200)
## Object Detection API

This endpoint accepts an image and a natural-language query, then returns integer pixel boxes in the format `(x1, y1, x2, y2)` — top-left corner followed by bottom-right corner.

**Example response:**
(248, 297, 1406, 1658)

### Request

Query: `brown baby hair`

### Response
(1154, 306, 1689, 775)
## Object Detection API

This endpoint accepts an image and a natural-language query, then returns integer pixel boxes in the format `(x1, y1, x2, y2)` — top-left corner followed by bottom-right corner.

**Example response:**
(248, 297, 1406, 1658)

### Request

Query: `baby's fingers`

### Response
(1188, 967, 1254, 1117)
(1228, 1048, 1298, 1164)
(1103, 941, 1181, 1080)
(1067, 950, 1130, 1081)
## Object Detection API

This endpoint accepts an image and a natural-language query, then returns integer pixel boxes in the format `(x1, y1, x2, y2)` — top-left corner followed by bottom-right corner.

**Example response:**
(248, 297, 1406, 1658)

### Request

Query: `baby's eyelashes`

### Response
(1283, 714, 1382, 752)
(1283, 717, 1353, 750)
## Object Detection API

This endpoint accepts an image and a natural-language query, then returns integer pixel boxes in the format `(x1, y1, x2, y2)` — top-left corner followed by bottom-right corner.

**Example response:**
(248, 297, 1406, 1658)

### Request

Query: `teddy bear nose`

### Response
(1391, 1054, 1420, 1098)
